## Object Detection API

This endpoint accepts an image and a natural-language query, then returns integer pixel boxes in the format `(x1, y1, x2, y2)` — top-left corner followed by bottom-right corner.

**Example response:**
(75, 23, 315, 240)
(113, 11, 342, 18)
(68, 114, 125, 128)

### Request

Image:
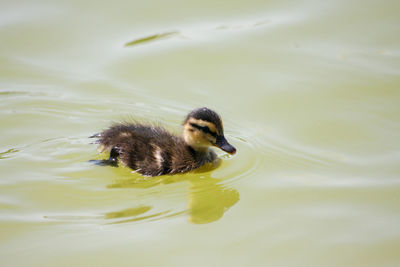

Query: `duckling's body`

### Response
(92, 107, 236, 177)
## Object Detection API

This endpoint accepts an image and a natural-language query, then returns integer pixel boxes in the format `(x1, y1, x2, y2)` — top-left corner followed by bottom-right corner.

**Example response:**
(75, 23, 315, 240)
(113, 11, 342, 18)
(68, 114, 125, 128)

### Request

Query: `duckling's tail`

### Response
(89, 133, 101, 144)
(89, 133, 101, 138)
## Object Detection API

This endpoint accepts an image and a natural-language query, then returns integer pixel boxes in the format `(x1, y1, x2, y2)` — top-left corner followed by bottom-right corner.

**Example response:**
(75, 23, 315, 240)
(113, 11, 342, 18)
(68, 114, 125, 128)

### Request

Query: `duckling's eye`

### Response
(189, 123, 217, 137)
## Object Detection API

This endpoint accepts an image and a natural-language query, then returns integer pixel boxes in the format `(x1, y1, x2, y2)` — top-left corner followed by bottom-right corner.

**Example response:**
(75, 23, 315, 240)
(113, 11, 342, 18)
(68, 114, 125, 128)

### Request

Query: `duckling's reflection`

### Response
(186, 175, 239, 224)
(105, 161, 239, 224)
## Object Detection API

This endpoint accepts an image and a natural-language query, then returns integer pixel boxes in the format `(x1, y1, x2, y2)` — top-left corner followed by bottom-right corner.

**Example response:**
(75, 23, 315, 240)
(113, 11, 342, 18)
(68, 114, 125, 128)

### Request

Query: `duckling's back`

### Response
(94, 123, 209, 176)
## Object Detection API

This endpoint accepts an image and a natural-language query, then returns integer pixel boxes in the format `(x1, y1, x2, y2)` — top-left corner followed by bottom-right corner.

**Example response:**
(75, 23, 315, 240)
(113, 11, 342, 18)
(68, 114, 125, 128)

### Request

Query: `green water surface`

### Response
(1, 0, 400, 266)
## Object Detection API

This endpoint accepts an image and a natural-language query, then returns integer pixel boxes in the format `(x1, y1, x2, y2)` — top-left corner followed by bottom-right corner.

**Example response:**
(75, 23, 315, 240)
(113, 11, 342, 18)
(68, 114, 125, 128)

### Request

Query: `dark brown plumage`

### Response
(91, 107, 236, 176)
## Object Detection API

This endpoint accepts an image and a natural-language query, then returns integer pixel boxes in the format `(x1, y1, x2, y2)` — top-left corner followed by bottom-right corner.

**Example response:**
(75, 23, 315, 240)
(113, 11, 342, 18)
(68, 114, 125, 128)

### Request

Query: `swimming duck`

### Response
(91, 107, 236, 176)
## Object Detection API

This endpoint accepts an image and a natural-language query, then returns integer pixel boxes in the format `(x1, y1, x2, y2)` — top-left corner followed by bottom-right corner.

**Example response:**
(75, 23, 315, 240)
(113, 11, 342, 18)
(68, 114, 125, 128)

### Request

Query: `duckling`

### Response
(91, 107, 236, 176)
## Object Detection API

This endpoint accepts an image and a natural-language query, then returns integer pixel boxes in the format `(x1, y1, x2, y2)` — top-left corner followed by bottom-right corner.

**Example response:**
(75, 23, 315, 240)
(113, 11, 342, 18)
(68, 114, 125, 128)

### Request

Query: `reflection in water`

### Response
(105, 163, 239, 224)
(187, 176, 239, 224)
(106, 209, 173, 225)
(105, 206, 151, 219)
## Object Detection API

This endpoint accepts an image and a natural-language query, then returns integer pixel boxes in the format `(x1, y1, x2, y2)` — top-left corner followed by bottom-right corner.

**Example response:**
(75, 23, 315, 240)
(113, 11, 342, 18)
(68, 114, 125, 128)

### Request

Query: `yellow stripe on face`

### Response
(187, 118, 219, 134)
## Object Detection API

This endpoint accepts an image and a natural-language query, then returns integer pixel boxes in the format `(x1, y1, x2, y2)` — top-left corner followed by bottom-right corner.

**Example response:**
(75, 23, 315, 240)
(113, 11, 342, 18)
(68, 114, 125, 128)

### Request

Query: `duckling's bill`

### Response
(215, 135, 236, 155)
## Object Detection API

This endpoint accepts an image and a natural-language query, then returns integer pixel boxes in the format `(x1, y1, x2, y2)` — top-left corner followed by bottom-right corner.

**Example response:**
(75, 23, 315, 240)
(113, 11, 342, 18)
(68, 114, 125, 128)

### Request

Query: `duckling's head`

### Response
(183, 107, 236, 154)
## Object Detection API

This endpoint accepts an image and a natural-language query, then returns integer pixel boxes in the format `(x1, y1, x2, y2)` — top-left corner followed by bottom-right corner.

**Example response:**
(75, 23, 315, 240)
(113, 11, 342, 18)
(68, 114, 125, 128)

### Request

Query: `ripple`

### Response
(0, 97, 278, 224)
(125, 31, 179, 47)
(106, 209, 174, 225)
(104, 206, 152, 219)
(121, 14, 303, 50)
(44, 208, 188, 225)
(0, 148, 19, 159)
(1, 97, 330, 224)
(0, 90, 46, 97)
(247, 126, 342, 170)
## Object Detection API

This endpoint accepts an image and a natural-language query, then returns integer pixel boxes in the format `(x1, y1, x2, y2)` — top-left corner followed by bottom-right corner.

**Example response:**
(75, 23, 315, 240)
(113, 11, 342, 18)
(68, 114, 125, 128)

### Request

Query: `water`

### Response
(1, 0, 400, 266)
